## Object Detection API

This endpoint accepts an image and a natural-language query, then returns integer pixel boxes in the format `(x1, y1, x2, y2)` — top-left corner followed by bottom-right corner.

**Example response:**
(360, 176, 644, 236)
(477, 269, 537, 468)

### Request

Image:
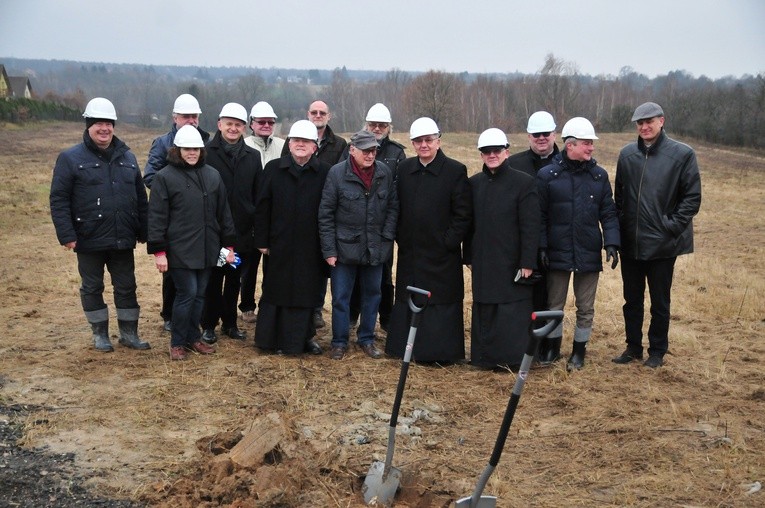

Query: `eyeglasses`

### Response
(412, 135, 440, 145)
(479, 146, 506, 155)
(309, 110, 328, 116)
(531, 132, 552, 138)
(367, 122, 389, 129)
(254, 120, 275, 126)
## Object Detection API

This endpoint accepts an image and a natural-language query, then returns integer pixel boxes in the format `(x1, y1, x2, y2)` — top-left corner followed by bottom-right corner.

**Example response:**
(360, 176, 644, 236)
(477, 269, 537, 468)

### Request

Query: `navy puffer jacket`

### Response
(537, 151, 620, 272)
(50, 132, 148, 253)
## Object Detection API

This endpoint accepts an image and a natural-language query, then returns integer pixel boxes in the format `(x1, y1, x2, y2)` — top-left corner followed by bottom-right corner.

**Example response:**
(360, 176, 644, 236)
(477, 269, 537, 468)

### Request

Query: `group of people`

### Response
(50, 94, 701, 369)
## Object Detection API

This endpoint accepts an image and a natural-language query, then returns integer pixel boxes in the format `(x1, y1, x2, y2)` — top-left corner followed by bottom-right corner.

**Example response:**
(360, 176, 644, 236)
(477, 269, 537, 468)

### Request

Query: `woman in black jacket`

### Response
(147, 125, 236, 361)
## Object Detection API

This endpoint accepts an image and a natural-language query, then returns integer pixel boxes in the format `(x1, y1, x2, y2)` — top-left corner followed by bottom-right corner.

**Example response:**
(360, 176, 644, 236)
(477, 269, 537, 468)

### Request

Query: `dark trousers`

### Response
(169, 267, 210, 348)
(201, 265, 241, 330)
(238, 250, 262, 313)
(621, 256, 677, 357)
(160, 272, 176, 320)
(76, 249, 138, 312)
(350, 254, 394, 325)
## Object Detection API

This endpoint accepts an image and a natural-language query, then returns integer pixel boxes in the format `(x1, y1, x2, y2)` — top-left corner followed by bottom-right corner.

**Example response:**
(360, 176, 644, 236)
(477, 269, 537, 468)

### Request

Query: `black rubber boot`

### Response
(536, 337, 550, 363)
(539, 336, 562, 365)
(567, 340, 587, 371)
(91, 321, 113, 352)
(117, 320, 151, 350)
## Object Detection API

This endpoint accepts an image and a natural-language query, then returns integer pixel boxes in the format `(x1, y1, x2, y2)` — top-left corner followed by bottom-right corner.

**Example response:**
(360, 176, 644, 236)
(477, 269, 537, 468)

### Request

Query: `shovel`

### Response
(362, 285, 431, 506)
(455, 310, 564, 508)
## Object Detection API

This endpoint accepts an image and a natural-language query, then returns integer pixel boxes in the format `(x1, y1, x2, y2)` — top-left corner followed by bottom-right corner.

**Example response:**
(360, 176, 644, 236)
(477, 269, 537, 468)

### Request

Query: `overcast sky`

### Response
(1, 0, 763, 79)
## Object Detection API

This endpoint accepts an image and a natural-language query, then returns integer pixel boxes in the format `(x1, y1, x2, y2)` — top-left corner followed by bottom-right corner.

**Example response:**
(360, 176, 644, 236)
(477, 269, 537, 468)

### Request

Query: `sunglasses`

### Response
(479, 146, 506, 155)
(254, 120, 275, 126)
(309, 110, 328, 116)
(531, 132, 552, 138)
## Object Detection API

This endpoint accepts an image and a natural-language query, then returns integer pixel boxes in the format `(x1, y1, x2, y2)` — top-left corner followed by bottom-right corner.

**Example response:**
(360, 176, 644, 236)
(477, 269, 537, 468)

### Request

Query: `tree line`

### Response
(6, 54, 764, 148)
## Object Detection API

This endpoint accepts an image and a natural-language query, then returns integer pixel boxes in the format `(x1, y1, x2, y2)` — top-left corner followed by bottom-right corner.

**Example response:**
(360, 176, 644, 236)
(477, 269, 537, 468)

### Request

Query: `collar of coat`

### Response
(554, 151, 602, 180)
(408, 148, 445, 174)
(637, 128, 666, 155)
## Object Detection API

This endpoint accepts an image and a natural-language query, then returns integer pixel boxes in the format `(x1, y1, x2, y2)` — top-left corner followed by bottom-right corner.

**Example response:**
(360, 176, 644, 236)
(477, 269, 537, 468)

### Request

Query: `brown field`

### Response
(0, 121, 763, 507)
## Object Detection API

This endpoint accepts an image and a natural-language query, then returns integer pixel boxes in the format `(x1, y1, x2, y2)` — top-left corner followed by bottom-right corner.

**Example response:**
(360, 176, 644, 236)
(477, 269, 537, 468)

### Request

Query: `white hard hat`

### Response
(218, 102, 248, 123)
(526, 111, 556, 133)
(173, 94, 202, 114)
(366, 103, 392, 123)
(250, 101, 277, 119)
(174, 125, 204, 148)
(82, 97, 117, 121)
(561, 117, 598, 140)
(477, 128, 509, 149)
(409, 117, 440, 139)
(288, 119, 318, 141)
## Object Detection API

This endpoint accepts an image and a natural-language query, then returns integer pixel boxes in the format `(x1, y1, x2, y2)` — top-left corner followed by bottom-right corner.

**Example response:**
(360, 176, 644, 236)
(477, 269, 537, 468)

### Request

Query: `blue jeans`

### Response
(169, 268, 211, 348)
(330, 262, 382, 348)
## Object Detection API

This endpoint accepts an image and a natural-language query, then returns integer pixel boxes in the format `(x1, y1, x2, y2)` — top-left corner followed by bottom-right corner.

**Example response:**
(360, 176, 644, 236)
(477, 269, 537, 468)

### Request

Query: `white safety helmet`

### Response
(477, 128, 509, 149)
(365, 103, 392, 123)
(561, 117, 599, 140)
(526, 111, 556, 133)
(174, 124, 205, 148)
(409, 117, 440, 139)
(218, 102, 248, 123)
(288, 119, 318, 141)
(250, 101, 278, 119)
(173, 94, 202, 115)
(82, 97, 117, 121)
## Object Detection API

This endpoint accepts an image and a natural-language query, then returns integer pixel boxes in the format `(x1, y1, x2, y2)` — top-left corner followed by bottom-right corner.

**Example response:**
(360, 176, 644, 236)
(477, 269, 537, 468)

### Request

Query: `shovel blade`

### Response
(362, 460, 402, 506)
(453, 495, 497, 508)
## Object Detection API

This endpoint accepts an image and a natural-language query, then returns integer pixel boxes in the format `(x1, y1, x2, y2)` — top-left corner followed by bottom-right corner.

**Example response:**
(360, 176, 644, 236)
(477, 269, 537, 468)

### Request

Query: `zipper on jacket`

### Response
(635, 152, 649, 258)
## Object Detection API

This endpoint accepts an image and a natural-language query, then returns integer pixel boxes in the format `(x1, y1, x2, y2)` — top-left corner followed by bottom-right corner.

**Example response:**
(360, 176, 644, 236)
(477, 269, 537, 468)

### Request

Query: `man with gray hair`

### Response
(319, 130, 399, 360)
(612, 102, 701, 368)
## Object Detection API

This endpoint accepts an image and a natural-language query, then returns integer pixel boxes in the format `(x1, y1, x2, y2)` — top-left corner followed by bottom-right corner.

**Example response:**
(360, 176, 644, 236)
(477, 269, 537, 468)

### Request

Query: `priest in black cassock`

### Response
(464, 128, 540, 370)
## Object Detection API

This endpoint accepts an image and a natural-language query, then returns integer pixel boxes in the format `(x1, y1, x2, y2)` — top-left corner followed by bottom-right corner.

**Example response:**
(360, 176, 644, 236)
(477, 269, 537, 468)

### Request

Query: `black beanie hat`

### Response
(85, 117, 115, 129)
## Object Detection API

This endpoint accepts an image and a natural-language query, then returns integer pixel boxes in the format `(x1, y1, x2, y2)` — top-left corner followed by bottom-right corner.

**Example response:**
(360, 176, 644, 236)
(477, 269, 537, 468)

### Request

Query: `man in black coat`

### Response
(384, 117, 472, 364)
(254, 120, 330, 355)
(464, 129, 540, 370)
(200, 103, 263, 344)
(50, 97, 150, 353)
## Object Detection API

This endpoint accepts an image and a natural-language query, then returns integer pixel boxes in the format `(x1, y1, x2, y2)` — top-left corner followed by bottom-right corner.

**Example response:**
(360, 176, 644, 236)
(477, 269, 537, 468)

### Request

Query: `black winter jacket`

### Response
(537, 151, 620, 272)
(147, 151, 236, 270)
(50, 131, 148, 252)
(507, 144, 560, 177)
(318, 158, 399, 265)
(615, 130, 701, 260)
(205, 132, 263, 253)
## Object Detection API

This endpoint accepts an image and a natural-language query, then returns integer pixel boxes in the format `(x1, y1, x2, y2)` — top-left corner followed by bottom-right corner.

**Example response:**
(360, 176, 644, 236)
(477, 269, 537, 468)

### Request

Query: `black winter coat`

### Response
(50, 132, 148, 252)
(537, 151, 620, 273)
(615, 130, 701, 260)
(464, 161, 540, 303)
(507, 144, 560, 177)
(205, 132, 263, 253)
(254, 155, 331, 308)
(318, 158, 398, 265)
(147, 152, 236, 270)
(395, 149, 472, 304)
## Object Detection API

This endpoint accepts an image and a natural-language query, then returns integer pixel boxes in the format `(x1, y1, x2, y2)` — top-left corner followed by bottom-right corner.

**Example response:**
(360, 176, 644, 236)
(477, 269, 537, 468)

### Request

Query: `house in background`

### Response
(0, 64, 34, 99)
(8, 76, 33, 98)
(0, 65, 10, 98)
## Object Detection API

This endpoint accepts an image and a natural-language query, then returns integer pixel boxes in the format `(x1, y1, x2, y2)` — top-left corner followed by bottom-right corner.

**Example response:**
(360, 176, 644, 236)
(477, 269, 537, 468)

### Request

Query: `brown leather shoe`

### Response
(169, 346, 187, 361)
(329, 346, 346, 360)
(360, 342, 383, 359)
(189, 341, 215, 354)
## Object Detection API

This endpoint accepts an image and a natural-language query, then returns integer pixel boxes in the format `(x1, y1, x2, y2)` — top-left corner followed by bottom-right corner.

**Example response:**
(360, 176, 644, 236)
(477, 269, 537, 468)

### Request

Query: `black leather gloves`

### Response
(606, 245, 619, 269)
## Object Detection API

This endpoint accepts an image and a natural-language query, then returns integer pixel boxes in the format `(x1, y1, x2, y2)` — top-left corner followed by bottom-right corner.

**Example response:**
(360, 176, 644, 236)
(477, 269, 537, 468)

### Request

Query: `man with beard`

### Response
(464, 129, 539, 370)
(384, 117, 472, 364)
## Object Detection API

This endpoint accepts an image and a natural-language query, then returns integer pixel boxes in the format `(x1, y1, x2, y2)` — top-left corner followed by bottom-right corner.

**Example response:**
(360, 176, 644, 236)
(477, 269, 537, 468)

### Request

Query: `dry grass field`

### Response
(0, 121, 763, 507)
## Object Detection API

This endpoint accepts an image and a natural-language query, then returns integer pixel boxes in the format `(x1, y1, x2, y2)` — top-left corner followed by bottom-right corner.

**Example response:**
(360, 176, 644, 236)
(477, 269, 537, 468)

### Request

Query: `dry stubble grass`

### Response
(0, 122, 762, 507)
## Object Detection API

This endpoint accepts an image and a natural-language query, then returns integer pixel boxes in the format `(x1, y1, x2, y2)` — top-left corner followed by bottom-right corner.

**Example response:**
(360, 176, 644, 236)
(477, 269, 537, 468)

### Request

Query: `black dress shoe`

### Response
(222, 326, 246, 340)
(305, 338, 323, 355)
(644, 355, 664, 368)
(201, 328, 218, 345)
(612, 349, 643, 364)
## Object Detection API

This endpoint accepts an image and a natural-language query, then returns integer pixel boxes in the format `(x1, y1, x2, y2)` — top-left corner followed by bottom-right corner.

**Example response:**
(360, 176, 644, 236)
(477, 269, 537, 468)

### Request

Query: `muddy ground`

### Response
(0, 123, 763, 507)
